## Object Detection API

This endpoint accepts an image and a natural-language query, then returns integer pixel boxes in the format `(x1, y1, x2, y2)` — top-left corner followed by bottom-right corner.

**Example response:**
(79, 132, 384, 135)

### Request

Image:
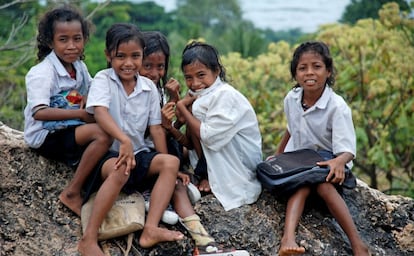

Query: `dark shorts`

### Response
(83, 150, 159, 202)
(34, 126, 84, 167)
(194, 154, 208, 179)
(287, 150, 345, 214)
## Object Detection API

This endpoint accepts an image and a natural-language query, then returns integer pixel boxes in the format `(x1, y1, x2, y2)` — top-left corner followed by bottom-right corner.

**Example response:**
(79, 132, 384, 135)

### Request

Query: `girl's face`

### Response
(139, 50, 166, 85)
(106, 40, 143, 85)
(51, 20, 84, 68)
(295, 52, 331, 94)
(183, 60, 219, 92)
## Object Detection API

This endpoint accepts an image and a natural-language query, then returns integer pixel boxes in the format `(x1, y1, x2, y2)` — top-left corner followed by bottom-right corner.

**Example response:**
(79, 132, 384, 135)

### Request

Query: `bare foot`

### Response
(139, 225, 184, 248)
(59, 189, 82, 216)
(353, 242, 371, 256)
(278, 240, 305, 256)
(78, 238, 105, 256)
(197, 179, 211, 193)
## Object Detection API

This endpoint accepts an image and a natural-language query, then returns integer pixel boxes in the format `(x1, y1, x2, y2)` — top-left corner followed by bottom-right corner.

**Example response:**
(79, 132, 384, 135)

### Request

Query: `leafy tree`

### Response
(317, 2, 414, 193)
(172, 0, 269, 57)
(0, 0, 41, 129)
(340, 0, 411, 24)
(221, 3, 414, 196)
(0, 0, 110, 128)
(175, 0, 242, 33)
(1, 0, 412, 197)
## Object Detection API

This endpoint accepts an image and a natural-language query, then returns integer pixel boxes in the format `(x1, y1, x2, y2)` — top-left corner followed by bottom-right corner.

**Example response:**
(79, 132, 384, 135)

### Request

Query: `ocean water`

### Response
(134, 0, 351, 32)
(241, 0, 350, 32)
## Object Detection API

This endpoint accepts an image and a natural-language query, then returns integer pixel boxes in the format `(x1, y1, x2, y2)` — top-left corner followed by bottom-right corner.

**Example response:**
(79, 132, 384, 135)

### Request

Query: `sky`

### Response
(133, 0, 351, 32)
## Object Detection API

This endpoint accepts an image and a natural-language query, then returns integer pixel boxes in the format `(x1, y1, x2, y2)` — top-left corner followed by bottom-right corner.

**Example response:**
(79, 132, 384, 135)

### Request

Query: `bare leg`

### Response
(60, 124, 111, 216)
(78, 158, 128, 256)
(173, 180, 196, 218)
(317, 183, 370, 256)
(278, 187, 310, 256)
(139, 154, 184, 248)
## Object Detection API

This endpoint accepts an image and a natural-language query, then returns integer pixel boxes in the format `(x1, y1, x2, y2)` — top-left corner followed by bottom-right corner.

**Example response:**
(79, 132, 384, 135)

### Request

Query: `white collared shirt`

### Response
(24, 51, 91, 148)
(192, 77, 262, 211)
(284, 86, 356, 168)
(86, 68, 161, 154)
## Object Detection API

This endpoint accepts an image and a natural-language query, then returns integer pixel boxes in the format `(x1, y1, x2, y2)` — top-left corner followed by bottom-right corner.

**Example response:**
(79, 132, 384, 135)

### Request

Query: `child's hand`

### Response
(318, 158, 346, 185)
(177, 171, 190, 186)
(116, 139, 136, 175)
(166, 78, 180, 103)
(175, 106, 186, 124)
(79, 109, 95, 123)
(161, 102, 176, 130)
(178, 93, 197, 108)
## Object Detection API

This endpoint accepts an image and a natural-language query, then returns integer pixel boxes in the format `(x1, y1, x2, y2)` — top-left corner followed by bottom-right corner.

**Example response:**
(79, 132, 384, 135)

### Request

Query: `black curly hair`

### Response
(181, 41, 227, 82)
(36, 5, 91, 61)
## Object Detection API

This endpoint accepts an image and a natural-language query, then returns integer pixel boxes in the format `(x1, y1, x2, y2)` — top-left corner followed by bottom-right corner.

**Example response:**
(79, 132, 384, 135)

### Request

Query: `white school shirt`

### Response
(284, 86, 356, 168)
(86, 68, 161, 154)
(192, 77, 262, 211)
(23, 51, 91, 148)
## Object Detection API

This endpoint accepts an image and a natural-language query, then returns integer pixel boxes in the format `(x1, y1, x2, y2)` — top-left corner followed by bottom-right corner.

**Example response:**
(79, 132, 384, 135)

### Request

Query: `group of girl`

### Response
(23, 5, 370, 256)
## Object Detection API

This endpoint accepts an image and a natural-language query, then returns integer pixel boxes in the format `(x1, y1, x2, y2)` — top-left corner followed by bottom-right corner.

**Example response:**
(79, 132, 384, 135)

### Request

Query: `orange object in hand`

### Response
(66, 90, 83, 105)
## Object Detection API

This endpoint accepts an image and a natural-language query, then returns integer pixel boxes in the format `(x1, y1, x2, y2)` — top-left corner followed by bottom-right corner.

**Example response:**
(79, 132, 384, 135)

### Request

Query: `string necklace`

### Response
(301, 93, 311, 110)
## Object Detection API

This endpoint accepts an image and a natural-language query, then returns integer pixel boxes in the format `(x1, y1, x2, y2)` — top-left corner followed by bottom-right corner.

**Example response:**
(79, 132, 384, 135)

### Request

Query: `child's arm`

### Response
(318, 152, 354, 185)
(149, 124, 168, 154)
(33, 106, 95, 123)
(162, 102, 192, 148)
(275, 129, 291, 155)
(94, 106, 135, 174)
(161, 102, 176, 130)
(176, 93, 200, 139)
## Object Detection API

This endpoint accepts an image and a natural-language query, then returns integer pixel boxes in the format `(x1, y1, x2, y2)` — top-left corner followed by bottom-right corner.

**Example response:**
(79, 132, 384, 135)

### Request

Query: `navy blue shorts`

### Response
(34, 126, 84, 167)
(83, 150, 159, 202)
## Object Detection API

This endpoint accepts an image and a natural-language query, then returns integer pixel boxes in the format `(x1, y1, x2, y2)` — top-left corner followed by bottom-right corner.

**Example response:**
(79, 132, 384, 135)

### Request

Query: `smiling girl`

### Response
(78, 23, 183, 256)
(23, 5, 111, 217)
(176, 41, 262, 212)
(274, 41, 370, 256)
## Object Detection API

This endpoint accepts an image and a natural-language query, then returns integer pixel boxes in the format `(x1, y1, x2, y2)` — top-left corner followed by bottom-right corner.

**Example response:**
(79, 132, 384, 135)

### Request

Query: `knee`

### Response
(109, 169, 129, 186)
(162, 155, 180, 173)
(102, 164, 129, 186)
(96, 129, 113, 146)
(316, 183, 335, 198)
(295, 186, 311, 197)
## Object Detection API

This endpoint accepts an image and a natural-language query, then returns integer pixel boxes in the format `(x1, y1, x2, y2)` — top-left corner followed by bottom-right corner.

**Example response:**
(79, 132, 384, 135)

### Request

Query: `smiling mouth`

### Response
(66, 52, 79, 57)
(304, 79, 317, 84)
(122, 68, 135, 73)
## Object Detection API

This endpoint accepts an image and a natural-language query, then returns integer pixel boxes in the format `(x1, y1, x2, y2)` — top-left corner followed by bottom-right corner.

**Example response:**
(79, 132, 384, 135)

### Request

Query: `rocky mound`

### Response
(1, 122, 413, 255)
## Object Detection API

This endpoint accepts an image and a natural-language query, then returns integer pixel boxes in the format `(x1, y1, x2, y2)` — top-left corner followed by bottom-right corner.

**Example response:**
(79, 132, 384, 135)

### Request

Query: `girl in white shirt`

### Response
(23, 6, 111, 217)
(140, 32, 220, 254)
(275, 41, 370, 256)
(78, 23, 183, 256)
(176, 41, 263, 212)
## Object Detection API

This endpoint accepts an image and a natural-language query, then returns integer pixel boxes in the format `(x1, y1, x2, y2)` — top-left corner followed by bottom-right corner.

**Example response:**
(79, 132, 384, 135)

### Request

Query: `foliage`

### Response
(221, 41, 293, 156)
(340, 0, 411, 24)
(220, 3, 414, 196)
(317, 3, 414, 193)
(0, 1, 413, 197)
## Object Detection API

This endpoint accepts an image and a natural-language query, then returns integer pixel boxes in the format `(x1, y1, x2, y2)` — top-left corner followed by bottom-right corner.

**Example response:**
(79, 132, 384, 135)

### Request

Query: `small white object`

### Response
(187, 182, 201, 204)
(144, 201, 179, 225)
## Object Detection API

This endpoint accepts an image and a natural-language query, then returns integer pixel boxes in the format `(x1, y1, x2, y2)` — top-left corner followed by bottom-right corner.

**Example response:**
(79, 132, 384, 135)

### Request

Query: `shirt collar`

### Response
(46, 51, 84, 79)
(314, 85, 331, 109)
(108, 69, 152, 93)
(190, 76, 222, 97)
(293, 85, 332, 110)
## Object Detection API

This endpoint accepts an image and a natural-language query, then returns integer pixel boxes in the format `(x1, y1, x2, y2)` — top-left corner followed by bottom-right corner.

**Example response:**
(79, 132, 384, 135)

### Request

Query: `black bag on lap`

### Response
(256, 149, 357, 195)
